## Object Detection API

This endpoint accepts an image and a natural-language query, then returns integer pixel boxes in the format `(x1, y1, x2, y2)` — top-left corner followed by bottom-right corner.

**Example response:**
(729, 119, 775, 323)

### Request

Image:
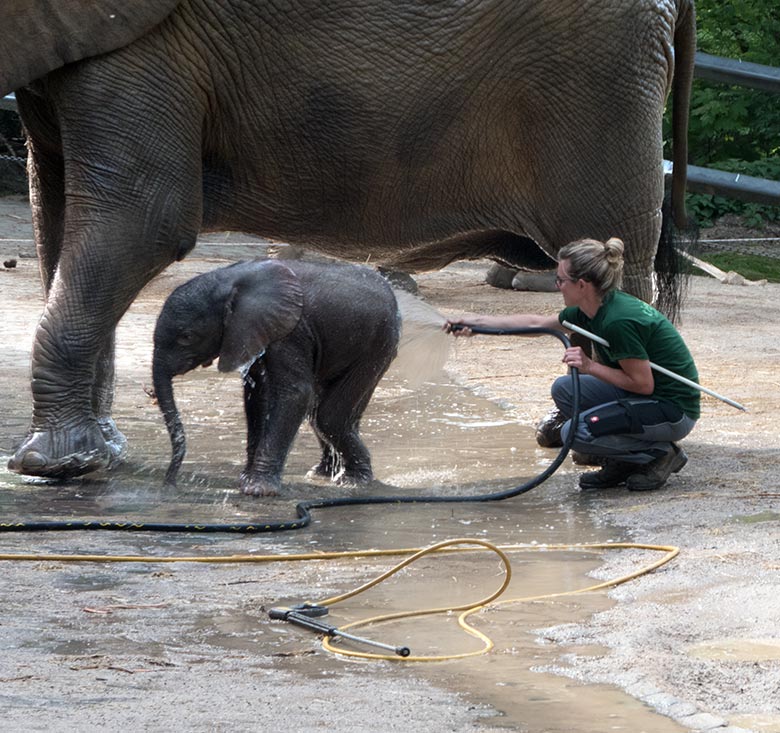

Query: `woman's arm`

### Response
(563, 349, 655, 394)
(445, 312, 563, 335)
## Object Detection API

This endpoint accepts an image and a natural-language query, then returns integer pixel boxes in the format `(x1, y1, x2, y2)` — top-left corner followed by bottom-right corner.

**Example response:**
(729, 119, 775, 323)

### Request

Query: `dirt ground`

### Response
(1, 194, 780, 732)
(420, 252, 780, 733)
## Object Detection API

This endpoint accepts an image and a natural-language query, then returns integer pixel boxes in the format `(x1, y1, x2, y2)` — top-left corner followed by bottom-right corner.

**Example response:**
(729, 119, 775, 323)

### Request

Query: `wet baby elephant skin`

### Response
(152, 258, 401, 497)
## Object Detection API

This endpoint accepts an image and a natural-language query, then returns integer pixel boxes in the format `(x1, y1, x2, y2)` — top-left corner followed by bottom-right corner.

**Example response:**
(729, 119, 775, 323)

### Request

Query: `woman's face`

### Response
(555, 259, 581, 307)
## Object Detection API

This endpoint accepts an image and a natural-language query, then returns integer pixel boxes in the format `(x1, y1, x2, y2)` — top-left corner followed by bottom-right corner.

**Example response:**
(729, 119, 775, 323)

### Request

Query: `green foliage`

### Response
(664, 0, 780, 226)
(685, 0, 780, 164)
(696, 1, 780, 65)
(686, 84, 778, 164)
(694, 252, 780, 283)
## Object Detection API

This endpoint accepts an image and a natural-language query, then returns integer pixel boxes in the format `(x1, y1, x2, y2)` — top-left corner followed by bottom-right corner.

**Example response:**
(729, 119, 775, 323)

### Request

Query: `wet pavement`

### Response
(0, 212, 687, 731)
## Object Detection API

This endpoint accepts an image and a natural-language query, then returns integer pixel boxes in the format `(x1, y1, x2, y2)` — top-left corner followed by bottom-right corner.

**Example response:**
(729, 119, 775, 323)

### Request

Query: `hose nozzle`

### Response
(268, 604, 411, 657)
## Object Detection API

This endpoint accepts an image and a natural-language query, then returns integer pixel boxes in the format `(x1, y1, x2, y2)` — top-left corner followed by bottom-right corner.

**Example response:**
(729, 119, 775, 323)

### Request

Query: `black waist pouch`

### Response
(585, 399, 684, 438)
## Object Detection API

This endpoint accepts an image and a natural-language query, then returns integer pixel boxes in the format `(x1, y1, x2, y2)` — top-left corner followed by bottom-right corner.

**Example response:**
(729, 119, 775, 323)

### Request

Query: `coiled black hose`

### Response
(0, 327, 579, 533)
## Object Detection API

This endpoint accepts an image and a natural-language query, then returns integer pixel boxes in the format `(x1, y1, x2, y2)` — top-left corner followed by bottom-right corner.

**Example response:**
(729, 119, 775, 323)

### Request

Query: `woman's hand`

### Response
(562, 346, 593, 373)
(444, 319, 474, 337)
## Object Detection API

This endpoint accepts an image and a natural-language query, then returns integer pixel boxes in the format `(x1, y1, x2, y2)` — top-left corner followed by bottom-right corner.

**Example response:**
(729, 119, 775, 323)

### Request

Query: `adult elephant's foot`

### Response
(97, 417, 128, 468)
(239, 471, 281, 497)
(8, 420, 113, 478)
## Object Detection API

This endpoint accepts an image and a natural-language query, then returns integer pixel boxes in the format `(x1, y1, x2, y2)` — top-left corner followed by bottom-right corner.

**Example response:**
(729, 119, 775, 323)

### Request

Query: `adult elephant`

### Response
(3, 0, 696, 479)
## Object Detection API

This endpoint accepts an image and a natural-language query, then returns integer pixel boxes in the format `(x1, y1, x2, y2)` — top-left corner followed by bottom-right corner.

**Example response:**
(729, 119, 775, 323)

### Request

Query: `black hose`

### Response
(0, 327, 579, 534)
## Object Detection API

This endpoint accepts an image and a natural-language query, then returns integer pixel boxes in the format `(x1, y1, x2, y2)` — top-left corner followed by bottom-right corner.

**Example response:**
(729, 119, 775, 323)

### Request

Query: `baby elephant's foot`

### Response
(334, 468, 374, 488)
(239, 471, 281, 497)
(306, 461, 339, 482)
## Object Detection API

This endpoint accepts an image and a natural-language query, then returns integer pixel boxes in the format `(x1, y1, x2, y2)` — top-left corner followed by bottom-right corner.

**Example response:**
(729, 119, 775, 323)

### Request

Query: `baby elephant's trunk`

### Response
(152, 357, 186, 487)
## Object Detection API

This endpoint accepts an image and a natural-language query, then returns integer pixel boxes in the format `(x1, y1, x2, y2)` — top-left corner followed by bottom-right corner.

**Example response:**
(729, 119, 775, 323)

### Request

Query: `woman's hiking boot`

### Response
(535, 409, 566, 448)
(626, 444, 688, 491)
(578, 460, 637, 490)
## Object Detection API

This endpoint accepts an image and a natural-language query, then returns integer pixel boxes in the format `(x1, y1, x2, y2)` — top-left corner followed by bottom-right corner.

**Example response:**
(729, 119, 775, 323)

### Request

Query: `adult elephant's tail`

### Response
(655, 0, 699, 324)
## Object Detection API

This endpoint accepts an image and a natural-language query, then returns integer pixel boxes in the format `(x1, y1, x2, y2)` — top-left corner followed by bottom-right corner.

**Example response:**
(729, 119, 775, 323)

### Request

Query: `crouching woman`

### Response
(446, 237, 699, 491)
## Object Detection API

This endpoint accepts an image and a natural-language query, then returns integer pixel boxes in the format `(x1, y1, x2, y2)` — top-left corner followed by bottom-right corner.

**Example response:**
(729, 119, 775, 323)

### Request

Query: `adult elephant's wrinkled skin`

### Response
(2, 0, 696, 479)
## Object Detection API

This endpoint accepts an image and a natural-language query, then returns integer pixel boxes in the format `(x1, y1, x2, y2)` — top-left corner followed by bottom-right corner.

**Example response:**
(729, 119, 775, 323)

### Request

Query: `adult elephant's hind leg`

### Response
(620, 209, 663, 307)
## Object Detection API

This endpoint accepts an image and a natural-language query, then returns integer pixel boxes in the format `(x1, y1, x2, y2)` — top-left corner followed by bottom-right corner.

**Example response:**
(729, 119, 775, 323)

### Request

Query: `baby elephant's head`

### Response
(151, 259, 304, 486)
(154, 278, 227, 377)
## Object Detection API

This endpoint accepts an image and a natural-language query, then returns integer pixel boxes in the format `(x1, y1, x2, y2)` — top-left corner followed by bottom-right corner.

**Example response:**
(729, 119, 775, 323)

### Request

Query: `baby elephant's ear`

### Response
(218, 261, 304, 373)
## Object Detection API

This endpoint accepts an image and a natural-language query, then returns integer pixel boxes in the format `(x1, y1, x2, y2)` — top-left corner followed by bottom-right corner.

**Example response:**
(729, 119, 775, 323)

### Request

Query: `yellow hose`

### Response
(0, 539, 678, 662)
(319, 540, 679, 661)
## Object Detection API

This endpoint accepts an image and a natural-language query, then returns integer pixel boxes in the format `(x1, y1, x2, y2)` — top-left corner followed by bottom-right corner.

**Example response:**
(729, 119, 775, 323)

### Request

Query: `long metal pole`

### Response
(561, 320, 747, 412)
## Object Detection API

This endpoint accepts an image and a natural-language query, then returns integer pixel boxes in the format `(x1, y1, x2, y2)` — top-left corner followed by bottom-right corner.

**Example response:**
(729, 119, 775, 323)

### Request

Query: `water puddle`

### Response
(732, 511, 780, 524)
(688, 637, 780, 662)
(730, 714, 780, 733)
(261, 521, 686, 733)
(2, 374, 577, 528)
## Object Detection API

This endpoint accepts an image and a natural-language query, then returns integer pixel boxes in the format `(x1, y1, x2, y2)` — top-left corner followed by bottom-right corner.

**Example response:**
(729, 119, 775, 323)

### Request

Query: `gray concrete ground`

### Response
(2, 195, 780, 732)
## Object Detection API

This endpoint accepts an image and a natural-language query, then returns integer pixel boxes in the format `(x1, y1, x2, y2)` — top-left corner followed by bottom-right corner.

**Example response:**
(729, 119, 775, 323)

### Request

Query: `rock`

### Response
(677, 711, 727, 730)
(378, 268, 419, 294)
(485, 262, 517, 289)
(485, 263, 559, 292)
(511, 270, 557, 292)
(722, 270, 767, 286)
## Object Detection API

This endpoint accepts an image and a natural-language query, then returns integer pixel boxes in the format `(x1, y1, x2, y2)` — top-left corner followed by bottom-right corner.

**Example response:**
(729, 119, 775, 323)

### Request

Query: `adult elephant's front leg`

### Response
(9, 185, 199, 478)
(93, 333, 128, 468)
(10, 265, 119, 476)
(8, 59, 203, 479)
(8, 220, 169, 477)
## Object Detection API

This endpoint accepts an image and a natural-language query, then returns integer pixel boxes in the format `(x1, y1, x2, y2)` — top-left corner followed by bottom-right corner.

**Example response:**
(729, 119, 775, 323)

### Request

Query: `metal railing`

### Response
(694, 52, 780, 94)
(666, 162, 780, 206)
(668, 52, 780, 206)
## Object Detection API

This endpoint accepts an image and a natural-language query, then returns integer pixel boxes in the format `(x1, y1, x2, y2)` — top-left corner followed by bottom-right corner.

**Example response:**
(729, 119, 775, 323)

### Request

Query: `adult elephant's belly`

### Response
(199, 165, 556, 274)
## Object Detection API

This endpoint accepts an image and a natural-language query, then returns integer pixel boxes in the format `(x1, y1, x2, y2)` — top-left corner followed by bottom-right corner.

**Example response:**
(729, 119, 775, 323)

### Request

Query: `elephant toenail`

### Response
(21, 451, 48, 469)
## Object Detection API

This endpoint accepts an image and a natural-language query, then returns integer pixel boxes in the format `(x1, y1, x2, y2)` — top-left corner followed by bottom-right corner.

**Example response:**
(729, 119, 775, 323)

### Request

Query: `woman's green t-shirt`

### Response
(559, 290, 700, 420)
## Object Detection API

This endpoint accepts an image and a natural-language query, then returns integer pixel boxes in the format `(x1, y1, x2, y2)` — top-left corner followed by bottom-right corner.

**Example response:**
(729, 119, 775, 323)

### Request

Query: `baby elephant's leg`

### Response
(306, 435, 341, 481)
(312, 370, 385, 486)
(240, 365, 313, 497)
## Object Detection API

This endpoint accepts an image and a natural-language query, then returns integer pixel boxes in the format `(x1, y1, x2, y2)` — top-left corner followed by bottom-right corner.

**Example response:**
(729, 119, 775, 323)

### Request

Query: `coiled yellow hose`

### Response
(0, 538, 677, 662)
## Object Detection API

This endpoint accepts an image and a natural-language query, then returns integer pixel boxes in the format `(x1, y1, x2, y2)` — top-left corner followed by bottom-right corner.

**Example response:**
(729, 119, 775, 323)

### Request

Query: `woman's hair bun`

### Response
(604, 237, 625, 261)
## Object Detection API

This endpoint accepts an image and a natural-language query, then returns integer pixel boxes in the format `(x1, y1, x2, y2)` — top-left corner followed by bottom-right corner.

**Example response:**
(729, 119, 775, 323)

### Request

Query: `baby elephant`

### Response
(152, 258, 400, 496)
